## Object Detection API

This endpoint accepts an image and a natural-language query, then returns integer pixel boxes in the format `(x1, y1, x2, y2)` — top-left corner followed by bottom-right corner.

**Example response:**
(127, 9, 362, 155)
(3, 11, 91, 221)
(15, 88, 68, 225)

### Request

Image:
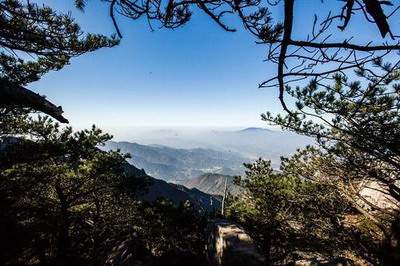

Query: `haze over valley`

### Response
(103, 127, 313, 183)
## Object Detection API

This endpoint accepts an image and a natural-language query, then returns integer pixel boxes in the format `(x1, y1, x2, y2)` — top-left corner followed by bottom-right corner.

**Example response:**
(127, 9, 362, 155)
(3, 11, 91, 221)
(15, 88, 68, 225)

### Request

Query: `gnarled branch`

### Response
(0, 79, 69, 123)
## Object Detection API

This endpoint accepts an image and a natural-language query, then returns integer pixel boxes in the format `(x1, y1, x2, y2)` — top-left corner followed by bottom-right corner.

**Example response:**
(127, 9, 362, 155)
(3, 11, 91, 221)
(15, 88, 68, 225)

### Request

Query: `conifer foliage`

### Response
(0, 0, 118, 122)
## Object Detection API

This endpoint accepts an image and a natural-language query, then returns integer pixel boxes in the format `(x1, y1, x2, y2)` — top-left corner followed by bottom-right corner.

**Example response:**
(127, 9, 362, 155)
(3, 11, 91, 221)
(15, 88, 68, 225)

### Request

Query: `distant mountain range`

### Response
(205, 127, 312, 165)
(104, 141, 248, 182)
(181, 173, 239, 196)
(100, 127, 313, 210)
(115, 127, 313, 168)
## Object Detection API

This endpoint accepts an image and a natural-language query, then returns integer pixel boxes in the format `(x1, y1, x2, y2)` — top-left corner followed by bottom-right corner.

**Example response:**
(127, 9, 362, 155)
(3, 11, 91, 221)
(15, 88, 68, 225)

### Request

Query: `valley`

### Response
(104, 127, 312, 182)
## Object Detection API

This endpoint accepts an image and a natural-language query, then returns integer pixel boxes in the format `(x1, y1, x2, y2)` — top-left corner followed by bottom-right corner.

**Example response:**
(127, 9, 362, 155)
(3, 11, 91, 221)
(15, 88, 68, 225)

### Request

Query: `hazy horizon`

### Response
(30, 1, 384, 131)
(97, 125, 282, 142)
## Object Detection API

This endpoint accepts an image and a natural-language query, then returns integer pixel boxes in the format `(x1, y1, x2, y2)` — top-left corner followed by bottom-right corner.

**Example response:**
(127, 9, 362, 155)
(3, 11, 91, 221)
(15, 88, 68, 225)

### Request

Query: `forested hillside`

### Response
(124, 163, 221, 211)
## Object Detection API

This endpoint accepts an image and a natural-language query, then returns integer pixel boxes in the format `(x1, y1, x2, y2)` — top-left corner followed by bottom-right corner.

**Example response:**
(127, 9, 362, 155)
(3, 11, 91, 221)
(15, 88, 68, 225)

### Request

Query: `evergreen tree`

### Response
(0, 0, 118, 122)
(0, 115, 209, 265)
(228, 151, 378, 264)
(262, 61, 400, 235)
(0, 116, 141, 265)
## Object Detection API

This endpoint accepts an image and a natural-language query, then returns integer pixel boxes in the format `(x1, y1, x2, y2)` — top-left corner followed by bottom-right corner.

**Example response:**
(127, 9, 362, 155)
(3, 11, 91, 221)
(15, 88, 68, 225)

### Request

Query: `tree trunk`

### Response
(55, 185, 72, 266)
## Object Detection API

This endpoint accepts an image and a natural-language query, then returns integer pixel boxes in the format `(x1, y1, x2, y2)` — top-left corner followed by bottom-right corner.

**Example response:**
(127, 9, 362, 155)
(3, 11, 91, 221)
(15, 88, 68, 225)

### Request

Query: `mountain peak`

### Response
(239, 127, 271, 133)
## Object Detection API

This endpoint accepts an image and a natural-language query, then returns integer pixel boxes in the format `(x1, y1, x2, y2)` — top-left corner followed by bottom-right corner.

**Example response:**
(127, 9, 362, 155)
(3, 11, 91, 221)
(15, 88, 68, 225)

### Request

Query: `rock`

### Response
(206, 219, 265, 266)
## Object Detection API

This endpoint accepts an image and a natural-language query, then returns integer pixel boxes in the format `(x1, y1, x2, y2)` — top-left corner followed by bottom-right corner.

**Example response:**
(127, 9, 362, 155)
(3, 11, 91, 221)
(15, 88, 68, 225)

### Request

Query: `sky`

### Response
(31, 1, 394, 136)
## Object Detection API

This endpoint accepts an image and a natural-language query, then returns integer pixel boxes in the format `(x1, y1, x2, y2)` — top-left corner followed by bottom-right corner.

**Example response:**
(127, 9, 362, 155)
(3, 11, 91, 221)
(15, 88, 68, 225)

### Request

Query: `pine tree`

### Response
(0, 0, 118, 122)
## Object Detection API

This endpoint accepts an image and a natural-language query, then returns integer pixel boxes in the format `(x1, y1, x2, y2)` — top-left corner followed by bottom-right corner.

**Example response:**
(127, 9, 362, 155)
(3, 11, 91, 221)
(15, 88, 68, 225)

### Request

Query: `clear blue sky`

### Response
(31, 1, 391, 133)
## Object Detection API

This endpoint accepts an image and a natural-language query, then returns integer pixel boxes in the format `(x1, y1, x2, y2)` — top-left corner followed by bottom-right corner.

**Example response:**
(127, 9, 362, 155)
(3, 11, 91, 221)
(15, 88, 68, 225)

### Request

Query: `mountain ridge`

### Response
(124, 163, 221, 212)
(238, 127, 273, 133)
(181, 173, 240, 196)
(117, 127, 313, 168)
(103, 141, 248, 181)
